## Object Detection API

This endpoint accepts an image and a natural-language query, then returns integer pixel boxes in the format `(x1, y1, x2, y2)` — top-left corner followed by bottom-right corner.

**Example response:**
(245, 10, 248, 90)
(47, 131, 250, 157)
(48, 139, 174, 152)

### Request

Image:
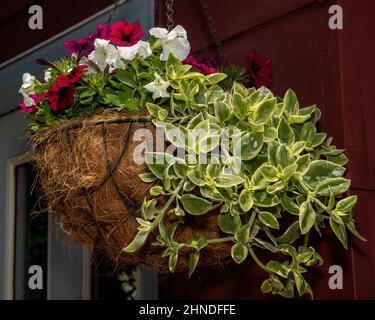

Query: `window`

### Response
(9, 161, 157, 300)
(13, 163, 48, 300)
(91, 256, 137, 300)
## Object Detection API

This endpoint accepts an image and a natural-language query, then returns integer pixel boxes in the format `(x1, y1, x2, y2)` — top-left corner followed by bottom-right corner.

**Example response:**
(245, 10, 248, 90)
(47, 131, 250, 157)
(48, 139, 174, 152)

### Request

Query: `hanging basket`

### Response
(32, 111, 232, 273)
(19, 18, 364, 298)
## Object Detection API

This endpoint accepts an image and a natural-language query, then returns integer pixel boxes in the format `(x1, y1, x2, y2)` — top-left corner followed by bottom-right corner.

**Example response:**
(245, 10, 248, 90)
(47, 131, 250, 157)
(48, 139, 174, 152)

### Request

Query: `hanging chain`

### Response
(198, 0, 228, 66)
(165, 0, 175, 31)
(107, 0, 120, 27)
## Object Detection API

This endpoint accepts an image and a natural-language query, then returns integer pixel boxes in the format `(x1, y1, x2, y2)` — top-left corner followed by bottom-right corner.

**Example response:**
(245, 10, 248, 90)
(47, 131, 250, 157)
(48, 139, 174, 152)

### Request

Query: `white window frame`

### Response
(4, 154, 30, 299)
(4, 154, 92, 300)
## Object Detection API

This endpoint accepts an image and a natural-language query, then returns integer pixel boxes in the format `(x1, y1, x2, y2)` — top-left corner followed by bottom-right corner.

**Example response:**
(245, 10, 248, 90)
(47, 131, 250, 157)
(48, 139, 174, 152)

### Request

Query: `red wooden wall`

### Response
(156, 0, 375, 299)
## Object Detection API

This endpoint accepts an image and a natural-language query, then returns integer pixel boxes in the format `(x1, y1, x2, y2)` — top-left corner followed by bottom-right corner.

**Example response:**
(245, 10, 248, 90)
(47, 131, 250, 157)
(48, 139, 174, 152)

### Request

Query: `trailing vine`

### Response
(125, 53, 365, 298)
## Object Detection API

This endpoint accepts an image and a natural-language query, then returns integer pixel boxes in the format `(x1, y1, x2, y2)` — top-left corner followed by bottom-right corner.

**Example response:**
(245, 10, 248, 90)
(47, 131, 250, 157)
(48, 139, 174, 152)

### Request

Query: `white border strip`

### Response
(4, 153, 30, 299)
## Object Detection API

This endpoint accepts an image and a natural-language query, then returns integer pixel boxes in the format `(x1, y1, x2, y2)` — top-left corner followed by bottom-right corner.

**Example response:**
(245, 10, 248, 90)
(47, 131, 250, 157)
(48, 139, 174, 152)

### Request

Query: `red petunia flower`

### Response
(183, 55, 217, 75)
(245, 49, 272, 88)
(56, 65, 88, 87)
(47, 84, 75, 111)
(107, 21, 145, 47)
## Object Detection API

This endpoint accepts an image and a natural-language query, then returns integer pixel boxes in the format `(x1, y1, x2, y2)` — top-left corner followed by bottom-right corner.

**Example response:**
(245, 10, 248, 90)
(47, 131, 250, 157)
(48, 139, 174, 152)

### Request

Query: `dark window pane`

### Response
(91, 256, 137, 300)
(14, 164, 48, 300)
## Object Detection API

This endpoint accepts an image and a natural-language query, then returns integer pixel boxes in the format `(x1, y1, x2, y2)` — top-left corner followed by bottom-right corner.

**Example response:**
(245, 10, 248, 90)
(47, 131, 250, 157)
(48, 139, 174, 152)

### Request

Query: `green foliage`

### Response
(27, 48, 362, 299)
(117, 268, 137, 300)
(218, 65, 250, 90)
(125, 69, 363, 299)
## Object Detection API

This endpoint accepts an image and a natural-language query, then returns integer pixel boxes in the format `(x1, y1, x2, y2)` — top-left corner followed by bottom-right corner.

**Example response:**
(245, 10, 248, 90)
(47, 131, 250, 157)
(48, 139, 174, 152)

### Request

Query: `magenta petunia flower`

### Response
(19, 92, 47, 113)
(65, 34, 96, 56)
(107, 21, 145, 47)
(19, 103, 37, 113)
(64, 24, 110, 56)
(30, 93, 40, 104)
(64, 22, 144, 55)
(183, 55, 217, 75)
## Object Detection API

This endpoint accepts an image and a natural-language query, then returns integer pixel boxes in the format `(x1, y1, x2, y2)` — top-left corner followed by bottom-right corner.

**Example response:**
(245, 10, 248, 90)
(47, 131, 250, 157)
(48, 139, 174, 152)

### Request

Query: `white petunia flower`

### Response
(21, 93, 35, 107)
(136, 40, 152, 58)
(44, 70, 51, 82)
(149, 27, 169, 39)
(143, 73, 170, 99)
(149, 25, 190, 61)
(112, 52, 125, 70)
(166, 25, 187, 39)
(118, 40, 152, 61)
(160, 36, 190, 61)
(20, 73, 35, 90)
(117, 44, 139, 61)
(88, 39, 120, 71)
(19, 73, 36, 106)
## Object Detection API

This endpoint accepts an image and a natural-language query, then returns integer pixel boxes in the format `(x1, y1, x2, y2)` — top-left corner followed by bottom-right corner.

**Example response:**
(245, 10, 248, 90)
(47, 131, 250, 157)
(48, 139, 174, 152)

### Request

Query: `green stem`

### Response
(311, 196, 331, 213)
(303, 233, 309, 248)
(297, 176, 311, 195)
(265, 229, 278, 247)
(170, 116, 186, 123)
(210, 202, 223, 211)
(248, 209, 258, 230)
(248, 246, 268, 272)
(207, 236, 234, 244)
(297, 176, 332, 214)
(152, 179, 186, 230)
(151, 39, 161, 50)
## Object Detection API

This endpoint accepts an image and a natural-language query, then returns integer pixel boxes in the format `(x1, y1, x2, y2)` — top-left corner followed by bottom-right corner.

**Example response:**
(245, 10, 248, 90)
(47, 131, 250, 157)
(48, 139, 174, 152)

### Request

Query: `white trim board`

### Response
(3, 153, 31, 299)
